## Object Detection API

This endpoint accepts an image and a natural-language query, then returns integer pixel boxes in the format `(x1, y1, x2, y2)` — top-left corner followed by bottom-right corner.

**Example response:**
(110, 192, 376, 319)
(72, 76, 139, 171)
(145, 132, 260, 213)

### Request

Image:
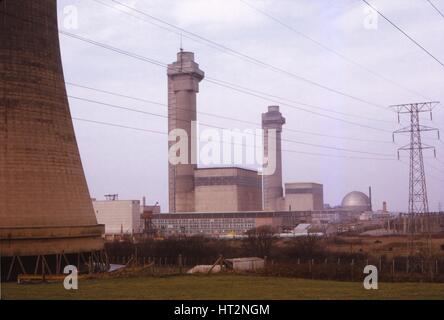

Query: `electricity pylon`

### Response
(392, 102, 439, 214)
(392, 101, 440, 259)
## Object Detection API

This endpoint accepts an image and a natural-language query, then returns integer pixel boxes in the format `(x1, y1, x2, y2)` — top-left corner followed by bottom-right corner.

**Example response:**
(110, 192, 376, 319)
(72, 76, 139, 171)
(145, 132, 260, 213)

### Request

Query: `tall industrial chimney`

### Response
(262, 106, 286, 211)
(167, 51, 204, 212)
(368, 186, 373, 211)
(0, 0, 104, 278)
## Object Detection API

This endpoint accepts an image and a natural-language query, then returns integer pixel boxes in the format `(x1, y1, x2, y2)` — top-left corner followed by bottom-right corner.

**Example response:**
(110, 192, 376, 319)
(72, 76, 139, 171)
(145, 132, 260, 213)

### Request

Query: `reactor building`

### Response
(166, 50, 325, 214)
(167, 51, 262, 213)
(0, 0, 104, 280)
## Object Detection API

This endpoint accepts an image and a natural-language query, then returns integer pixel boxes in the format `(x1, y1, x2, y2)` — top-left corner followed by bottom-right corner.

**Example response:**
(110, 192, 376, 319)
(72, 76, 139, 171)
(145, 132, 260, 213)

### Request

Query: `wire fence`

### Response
(107, 254, 444, 282)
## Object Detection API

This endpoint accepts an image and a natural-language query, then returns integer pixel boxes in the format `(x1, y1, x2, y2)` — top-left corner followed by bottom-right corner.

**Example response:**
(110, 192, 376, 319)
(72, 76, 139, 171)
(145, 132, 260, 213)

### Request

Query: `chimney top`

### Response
(268, 105, 280, 112)
(177, 51, 195, 62)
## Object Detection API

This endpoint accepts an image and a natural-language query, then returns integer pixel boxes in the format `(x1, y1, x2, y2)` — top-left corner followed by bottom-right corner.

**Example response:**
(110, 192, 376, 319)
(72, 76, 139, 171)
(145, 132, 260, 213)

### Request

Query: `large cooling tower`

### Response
(0, 0, 104, 260)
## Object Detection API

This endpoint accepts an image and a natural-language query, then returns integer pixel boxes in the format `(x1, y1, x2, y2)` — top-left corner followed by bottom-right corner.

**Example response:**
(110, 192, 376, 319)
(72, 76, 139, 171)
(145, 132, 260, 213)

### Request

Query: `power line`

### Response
(67, 82, 394, 144)
(69, 95, 394, 157)
(204, 78, 392, 133)
(362, 0, 444, 69)
(56, 30, 394, 132)
(59, 28, 393, 126)
(426, 161, 444, 175)
(0, 9, 395, 133)
(205, 77, 393, 124)
(400, 159, 444, 186)
(103, 0, 391, 111)
(71, 117, 396, 161)
(426, 0, 444, 19)
(239, 0, 429, 100)
(73, 117, 167, 136)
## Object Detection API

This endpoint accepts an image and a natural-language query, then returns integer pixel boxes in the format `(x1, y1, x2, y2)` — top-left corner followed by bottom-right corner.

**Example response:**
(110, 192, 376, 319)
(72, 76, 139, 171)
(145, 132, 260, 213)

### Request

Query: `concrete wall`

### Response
(237, 185, 263, 211)
(0, 0, 104, 256)
(0, 0, 99, 228)
(93, 200, 141, 235)
(194, 167, 262, 212)
(284, 183, 324, 211)
(195, 184, 239, 212)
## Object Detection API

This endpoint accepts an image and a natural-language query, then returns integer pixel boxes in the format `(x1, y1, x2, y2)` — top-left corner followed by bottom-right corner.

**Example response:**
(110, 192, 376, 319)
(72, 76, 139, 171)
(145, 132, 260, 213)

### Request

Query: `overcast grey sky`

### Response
(56, 0, 444, 212)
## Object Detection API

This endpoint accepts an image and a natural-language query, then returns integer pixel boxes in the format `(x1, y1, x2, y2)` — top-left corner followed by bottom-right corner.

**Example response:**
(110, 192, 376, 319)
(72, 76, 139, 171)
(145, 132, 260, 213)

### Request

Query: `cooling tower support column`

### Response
(167, 51, 204, 212)
(262, 106, 286, 211)
(0, 0, 104, 278)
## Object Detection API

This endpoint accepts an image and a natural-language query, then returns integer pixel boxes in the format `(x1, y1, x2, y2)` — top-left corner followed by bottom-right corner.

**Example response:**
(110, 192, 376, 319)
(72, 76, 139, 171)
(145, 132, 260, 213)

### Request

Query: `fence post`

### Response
(391, 259, 395, 281)
(89, 255, 93, 274)
(42, 256, 46, 282)
(436, 259, 439, 275)
(135, 247, 138, 267)
(335, 258, 339, 278)
(351, 259, 354, 281)
(406, 258, 409, 273)
(430, 260, 434, 282)
(178, 254, 183, 274)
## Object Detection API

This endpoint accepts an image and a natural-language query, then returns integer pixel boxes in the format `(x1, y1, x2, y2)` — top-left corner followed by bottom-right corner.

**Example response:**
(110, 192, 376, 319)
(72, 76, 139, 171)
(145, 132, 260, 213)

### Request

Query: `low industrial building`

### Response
(194, 167, 262, 212)
(225, 257, 265, 271)
(283, 182, 324, 211)
(152, 210, 318, 237)
(93, 198, 142, 236)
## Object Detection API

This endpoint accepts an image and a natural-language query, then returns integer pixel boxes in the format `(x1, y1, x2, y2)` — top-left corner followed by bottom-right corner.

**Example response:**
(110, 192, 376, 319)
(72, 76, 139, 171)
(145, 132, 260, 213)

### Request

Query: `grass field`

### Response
(2, 274, 444, 300)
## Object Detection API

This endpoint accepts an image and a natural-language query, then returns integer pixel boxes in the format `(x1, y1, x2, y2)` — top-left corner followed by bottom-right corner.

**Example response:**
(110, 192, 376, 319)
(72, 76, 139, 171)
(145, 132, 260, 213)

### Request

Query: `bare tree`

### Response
(245, 225, 276, 257)
(287, 235, 324, 259)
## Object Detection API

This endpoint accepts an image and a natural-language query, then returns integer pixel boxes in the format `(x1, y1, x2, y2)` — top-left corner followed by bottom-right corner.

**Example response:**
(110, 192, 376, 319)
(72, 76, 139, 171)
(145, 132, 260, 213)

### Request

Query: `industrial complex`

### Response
(92, 50, 392, 239)
(1, 0, 442, 286)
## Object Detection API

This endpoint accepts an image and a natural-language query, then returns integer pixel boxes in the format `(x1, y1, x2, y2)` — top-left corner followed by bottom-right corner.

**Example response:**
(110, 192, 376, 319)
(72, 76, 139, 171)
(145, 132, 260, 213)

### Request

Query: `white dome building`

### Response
(341, 191, 371, 212)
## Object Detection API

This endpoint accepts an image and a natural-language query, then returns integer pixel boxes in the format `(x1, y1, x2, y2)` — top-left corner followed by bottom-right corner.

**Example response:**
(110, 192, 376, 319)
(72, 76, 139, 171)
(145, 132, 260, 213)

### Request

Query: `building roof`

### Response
(196, 166, 258, 173)
(341, 191, 371, 211)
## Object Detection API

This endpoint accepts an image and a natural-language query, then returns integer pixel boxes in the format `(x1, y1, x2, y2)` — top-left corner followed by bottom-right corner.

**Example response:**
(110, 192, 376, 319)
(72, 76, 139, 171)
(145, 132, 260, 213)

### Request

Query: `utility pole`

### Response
(392, 101, 440, 258)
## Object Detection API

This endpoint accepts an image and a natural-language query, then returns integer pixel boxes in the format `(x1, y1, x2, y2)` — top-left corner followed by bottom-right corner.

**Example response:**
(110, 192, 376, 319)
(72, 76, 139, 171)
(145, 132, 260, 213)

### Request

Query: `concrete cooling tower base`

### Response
(0, 1, 105, 280)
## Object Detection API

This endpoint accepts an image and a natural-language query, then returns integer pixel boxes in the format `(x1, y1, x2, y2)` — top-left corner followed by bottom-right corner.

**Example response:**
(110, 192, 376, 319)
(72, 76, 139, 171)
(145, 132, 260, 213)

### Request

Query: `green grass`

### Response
(2, 274, 444, 300)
